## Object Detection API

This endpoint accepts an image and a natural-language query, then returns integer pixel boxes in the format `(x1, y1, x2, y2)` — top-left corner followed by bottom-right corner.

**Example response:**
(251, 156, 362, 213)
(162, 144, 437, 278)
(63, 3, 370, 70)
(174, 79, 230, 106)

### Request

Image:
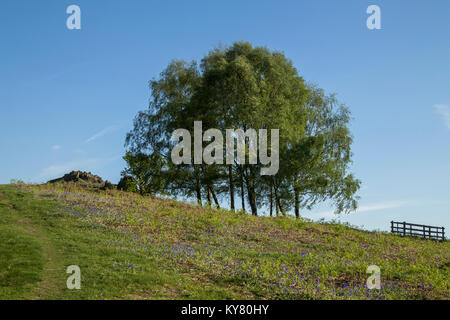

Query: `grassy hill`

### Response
(0, 183, 448, 300)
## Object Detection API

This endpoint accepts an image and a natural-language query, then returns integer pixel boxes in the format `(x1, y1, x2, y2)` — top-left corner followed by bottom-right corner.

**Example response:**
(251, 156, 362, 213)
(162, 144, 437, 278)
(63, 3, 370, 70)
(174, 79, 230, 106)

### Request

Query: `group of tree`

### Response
(122, 42, 360, 218)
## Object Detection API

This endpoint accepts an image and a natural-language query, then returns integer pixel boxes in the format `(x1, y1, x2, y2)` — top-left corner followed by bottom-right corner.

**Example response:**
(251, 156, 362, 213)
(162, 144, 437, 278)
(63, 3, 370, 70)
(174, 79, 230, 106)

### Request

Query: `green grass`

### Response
(0, 188, 44, 299)
(0, 184, 448, 300)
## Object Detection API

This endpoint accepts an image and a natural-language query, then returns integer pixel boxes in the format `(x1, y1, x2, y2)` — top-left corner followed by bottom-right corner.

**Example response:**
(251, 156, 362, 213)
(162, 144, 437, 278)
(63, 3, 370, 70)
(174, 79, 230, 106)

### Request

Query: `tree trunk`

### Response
(228, 166, 235, 212)
(240, 169, 245, 212)
(278, 198, 285, 216)
(274, 184, 284, 216)
(206, 187, 212, 207)
(247, 186, 257, 216)
(275, 189, 280, 217)
(294, 187, 300, 218)
(244, 167, 258, 216)
(138, 174, 145, 196)
(228, 165, 235, 211)
(269, 184, 273, 217)
(249, 191, 257, 216)
(210, 185, 220, 209)
(195, 169, 202, 206)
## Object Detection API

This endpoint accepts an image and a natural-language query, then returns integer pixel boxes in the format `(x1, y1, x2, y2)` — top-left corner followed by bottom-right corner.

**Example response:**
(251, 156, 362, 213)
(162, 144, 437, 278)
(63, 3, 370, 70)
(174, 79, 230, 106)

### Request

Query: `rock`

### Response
(101, 181, 114, 190)
(48, 171, 113, 189)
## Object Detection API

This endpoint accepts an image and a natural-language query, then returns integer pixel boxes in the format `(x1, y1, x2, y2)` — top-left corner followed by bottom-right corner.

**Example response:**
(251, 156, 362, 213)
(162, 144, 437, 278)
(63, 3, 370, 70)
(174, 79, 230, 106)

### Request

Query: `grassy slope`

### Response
(0, 184, 448, 300)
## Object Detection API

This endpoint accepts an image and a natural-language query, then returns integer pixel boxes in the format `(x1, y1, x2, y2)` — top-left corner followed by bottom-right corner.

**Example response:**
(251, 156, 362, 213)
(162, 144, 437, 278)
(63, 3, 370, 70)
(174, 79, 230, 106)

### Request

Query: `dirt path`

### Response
(26, 219, 65, 299)
(7, 194, 66, 299)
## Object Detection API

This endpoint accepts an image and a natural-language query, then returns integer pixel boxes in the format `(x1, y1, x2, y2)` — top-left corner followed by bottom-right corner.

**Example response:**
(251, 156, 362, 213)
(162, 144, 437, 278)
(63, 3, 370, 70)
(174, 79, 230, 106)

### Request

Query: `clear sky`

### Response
(1, 0, 449, 232)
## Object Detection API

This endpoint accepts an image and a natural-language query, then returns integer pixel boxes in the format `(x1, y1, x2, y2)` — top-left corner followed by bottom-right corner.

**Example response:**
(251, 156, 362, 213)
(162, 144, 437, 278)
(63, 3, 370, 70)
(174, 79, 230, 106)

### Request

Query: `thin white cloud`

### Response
(51, 145, 61, 150)
(85, 125, 118, 143)
(309, 200, 413, 219)
(34, 156, 120, 182)
(35, 159, 99, 182)
(434, 104, 450, 129)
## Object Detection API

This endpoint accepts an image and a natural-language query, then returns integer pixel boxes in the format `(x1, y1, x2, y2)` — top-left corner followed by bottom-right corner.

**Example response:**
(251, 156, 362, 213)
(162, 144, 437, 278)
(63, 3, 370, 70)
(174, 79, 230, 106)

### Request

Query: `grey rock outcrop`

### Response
(48, 171, 113, 189)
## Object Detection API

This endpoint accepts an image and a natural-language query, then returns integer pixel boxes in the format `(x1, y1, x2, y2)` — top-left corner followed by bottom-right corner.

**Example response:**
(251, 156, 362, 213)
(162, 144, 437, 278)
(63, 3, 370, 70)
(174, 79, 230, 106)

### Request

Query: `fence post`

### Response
(428, 226, 431, 239)
(391, 221, 393, 234)
(442, 227, 445, 241)
(423, 225, 426, 239)
(403, 222, 406, 237)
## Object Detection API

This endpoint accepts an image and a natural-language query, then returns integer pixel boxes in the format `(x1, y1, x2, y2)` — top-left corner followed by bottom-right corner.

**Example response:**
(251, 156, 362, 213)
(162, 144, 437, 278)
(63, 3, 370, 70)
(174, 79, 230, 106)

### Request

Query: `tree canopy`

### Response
(125, 42, 360, 217)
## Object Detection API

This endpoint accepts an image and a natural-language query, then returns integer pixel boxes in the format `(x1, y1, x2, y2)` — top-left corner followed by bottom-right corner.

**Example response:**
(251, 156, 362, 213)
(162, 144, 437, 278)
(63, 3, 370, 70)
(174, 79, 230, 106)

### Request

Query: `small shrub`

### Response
(117, 175, 138, 193)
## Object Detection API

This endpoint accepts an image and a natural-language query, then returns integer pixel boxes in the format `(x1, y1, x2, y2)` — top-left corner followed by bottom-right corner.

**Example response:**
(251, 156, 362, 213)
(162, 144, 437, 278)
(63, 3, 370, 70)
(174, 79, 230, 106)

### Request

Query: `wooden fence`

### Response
(391, 221, 445, 241)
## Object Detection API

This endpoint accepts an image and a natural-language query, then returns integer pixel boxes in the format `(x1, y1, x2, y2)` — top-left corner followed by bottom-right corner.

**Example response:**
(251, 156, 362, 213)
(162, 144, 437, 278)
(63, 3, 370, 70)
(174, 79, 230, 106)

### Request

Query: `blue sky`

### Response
(1, 0, 449, 232)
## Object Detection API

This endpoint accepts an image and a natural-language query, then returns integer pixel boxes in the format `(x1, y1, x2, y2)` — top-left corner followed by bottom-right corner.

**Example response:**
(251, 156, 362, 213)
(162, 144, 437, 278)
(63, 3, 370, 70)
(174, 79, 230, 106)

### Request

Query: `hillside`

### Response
(0, 183, 448, 300)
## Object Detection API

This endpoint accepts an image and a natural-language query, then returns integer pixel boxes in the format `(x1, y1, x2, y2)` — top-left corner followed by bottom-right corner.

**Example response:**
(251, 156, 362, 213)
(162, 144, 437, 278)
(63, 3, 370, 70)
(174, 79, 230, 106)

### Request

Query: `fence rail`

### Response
(391, 221, 445, 241)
